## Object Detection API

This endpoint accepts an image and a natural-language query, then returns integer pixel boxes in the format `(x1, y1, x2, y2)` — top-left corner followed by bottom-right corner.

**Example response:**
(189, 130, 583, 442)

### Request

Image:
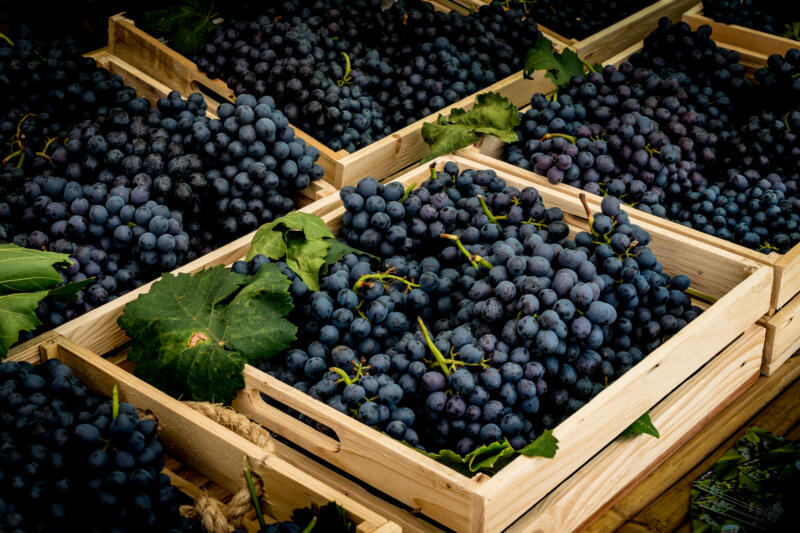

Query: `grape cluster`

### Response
(259, 163, 700, 454)
(702, 0, 800, 40)
(0, 358, 206, 532)
(194, 0, 543, 152)
(0, 31, 323, 342)
(504, 19, 800, 254)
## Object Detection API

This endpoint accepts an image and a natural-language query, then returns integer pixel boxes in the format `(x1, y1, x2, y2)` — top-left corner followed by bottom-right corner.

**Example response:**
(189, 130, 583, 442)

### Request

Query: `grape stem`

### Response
(441, 234, 494, 269)
(0, 33, 13, 46)
(578, 193, 596, 236)
(301, 516, 318, 533)
(429, 163, 437, 180)
(685, 287, 719, 304)
(400, 182, 417, 202)
(329, 367, 354, 386)
(540, 132, 577, 144)
(337, 52, 353, 87)
(477, 195, 507, 224)
(243, 456, 267, 529)
(112, 384, 119, 420)
(353, 272, 420, 291)
(417, 317, 451, 376)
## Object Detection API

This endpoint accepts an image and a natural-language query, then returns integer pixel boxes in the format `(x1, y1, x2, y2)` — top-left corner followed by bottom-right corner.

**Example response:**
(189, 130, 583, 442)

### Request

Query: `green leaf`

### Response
(225, 263, 297, 361)
(467, 439, 517, 471)
(524, 38, 585, 89)
(175, 343, 246, 404)
(131, 0, 218, 57)
(0, 244, 71, 294)
(0, 290, 49, 356)
(421, 122, 480, 164)
(518, 429, 559, 458)
(620, 412, 660, 439)
(782, 22, 800, 41)
(47, 277, 95, 302)
(323, 240, 377, 273)
(246, 212, 334, 261)
(286, 236, 330, 291)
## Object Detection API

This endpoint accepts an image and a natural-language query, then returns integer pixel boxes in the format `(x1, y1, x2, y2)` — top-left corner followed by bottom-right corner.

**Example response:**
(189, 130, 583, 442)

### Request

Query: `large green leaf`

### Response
(619, 412, 660, 439)
(421, 121, 480, 164)
(0, 290, 49, 356)
(246, 212, 335, 261)
(131, 0, 218, 57)
(0, 244, 71, 294)
(175, 343, 246, 403)
(524, 37, 594, 89)
(518, 429, 559, 458)
(324, 240, 378, 274)
(47, 277, 95, 302)
(285, 236, 330, 292)
(225, 263, 297, 361)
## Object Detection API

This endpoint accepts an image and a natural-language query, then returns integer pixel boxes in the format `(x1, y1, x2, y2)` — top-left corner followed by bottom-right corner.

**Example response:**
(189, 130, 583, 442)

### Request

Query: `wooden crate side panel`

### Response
(573, 0, 698, 64)
(773, 243, 800, 309)
(505, 325, 764, 533)
(682, 5, 800, 58)
(33, 338, 397, 532)
(233, 366, 486, 533)
(764, 291, 800, 375)
(476, 265, 771, 533)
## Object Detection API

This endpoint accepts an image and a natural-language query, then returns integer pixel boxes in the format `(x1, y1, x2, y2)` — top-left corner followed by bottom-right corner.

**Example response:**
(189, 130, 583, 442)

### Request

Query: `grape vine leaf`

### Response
(130, 0, 219, 57)
(620, 412, 660, 439)
(285, 236, 330, 292)
(0, 291, 49, 355)
(0, 244, 71, 293)
(47, 278, 95, 302)
(782, 22, 800, 42)
(421, 91, 520, 163)
(119, 264, 296, 403)
(524, 38, 601, 89)
(246, 212, 334, 261)
(324, 240, 378, 273)
(519, 429, 559, 458)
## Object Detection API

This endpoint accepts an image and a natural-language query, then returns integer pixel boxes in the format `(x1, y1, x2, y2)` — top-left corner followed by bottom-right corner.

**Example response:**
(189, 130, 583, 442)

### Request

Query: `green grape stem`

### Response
(429, 163, 437, 180)
(353, 272, 420, 291)
(685, 287, 719, 304)
(329, 367, 354, 386)
(0, 33, 13, 46)
(477, 195, 507, 224)
(301, 517, 318, 533)
(400, 182, 417, 202)
(112, 384, 119, 420)
(540, 132, 576, 144)
(441, 234, 494, 269)
(417, 317, 451, 376)
(243, 456, 267, 529)
(337, 52, 353, 87)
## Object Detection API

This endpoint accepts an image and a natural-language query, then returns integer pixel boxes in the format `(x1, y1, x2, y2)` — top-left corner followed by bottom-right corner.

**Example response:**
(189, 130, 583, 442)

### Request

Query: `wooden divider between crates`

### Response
(9, 336, 400, 532)
(682, 3, 799, 62)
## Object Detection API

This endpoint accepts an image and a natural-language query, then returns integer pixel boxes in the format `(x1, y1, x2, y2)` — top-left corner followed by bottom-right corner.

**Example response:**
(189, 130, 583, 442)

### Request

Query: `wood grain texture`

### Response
(764, 292, 800, 374)
(586, 353, 800, 532)
(506, 325, 764, 533)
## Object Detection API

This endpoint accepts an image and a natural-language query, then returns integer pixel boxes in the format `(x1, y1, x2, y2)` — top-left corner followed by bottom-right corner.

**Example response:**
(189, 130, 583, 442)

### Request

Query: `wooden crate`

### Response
(506, 323, 764, 532)
(456, 33, 798, 374)
(7, 155, 770, 532)
(5, 336, 400, 533)
(3, 47, 337, 362)
(105, 12, 561, 188)
(437, 0, 698, 63)
(682, 3, 798, 68)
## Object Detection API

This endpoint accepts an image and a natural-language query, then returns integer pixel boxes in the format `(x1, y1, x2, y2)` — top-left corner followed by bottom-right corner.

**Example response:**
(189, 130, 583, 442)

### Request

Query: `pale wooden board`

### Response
(506, 325, 764, 533)
(586, 352, 800, 532)
(682, 3, 800, 58)
(764, 292, 800, 374)
(25, 337, 399, 532)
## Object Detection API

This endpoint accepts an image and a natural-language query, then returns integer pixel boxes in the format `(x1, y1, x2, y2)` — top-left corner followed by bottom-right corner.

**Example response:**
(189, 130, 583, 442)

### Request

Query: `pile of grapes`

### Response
(504, 18, 800, 255)
(0, 358, 202, 532)
(702, 0, 800, 40)
(194, 0, 543, 153)
(255, 162, 701, 454)
(0, 30, 323, 342)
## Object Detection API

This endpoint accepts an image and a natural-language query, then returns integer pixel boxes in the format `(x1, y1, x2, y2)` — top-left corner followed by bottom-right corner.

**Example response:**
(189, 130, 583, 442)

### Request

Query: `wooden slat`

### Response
(587, 352, 800, 531)
(507, 325, 764, 533)
(682, 3, 800, 59)
(764, 292, 800, 374)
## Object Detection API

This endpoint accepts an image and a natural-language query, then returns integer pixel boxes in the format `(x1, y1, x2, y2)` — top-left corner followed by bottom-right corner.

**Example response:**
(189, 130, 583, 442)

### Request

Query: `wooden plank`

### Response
(764, 291, 800, 374)
(573, 0, 698, 64)
(682, 3, 800, 59)
(24, 337, 399, 532)
(628, 374, 800, 532)
(587, 353, 800, 531)
(507, 325, 764, 533)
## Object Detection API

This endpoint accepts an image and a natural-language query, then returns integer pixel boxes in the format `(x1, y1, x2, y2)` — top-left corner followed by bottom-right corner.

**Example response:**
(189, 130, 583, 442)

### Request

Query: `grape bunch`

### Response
(0, 29, 324, 343)
(0, 358, 208, 532)
(193, 0, 543, 152)
(258, 163, 701, 454)
(702, 0, 800, 40)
